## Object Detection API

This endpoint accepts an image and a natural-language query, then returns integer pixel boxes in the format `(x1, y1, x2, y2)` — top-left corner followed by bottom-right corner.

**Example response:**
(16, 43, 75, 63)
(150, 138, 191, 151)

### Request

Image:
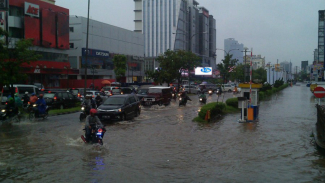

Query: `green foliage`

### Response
(157, 49, 201, 91)
(217, 53, 238, 83)
(260, 83, 272, 92)
(258, 84, 288, 100)
(273, 78, 284, 88)
(113, 55, 127, 82)
(252, 68, 267, 83)
(225, 97, 238, 108)
(198, 102, 225, 120)
(229, 64, 244, 83)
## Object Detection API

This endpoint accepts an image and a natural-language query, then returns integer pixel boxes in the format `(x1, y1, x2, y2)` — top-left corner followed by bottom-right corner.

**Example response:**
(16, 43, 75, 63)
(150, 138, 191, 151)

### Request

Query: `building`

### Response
(280, 61, 292, 73)
(68, 16, 144, 86)
(251, 55, 265, 69)
(301, 61, 308, 72)
(3, 0, 71, 88)
(224, 38, 244, 64)
(133, 0, 217, 71)
(318, 11, 324, 64)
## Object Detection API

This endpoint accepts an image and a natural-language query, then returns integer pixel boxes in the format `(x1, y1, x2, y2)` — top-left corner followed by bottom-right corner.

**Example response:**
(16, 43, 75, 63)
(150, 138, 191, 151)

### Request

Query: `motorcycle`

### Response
(208, 90, 213, 96)
(0, 107, 20, 121)
(81, 125, 106, 145)
(29, 104, 50, 121)
(216, 89, 222, 96)
(172, 93, 177, 101)
(79, 105, 91, 122)
(179, 97, 187, 106)
(199, 97, 207, 104)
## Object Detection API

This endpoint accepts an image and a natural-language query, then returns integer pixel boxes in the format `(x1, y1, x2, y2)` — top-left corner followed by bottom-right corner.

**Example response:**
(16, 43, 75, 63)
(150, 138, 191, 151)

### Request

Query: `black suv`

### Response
(96, 94, 141, 121)
(43, 91, 79, 109)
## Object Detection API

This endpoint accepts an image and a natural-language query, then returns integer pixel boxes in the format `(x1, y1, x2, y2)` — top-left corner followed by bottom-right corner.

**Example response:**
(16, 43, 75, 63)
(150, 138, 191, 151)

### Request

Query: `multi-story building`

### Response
(224, 38, 244, 64)
(301, 61, 308, 72)
(318, 11, 324, 64)
(280, 61, 292, 74)
(251, 55, 265, 69)
(3, 0, 71, 88)
(68, 16, 144, 86)
(133, 0, 217, 71)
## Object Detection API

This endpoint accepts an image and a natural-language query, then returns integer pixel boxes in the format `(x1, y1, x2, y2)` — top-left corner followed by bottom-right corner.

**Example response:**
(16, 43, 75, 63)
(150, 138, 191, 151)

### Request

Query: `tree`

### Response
(229, 64, 245, 83)
(0, 29, 41, 106)
(252, 68, 267, 83)
(157, 49, 201, 92)
(217, 53, 237, 83)
(113, 55, 127, 83)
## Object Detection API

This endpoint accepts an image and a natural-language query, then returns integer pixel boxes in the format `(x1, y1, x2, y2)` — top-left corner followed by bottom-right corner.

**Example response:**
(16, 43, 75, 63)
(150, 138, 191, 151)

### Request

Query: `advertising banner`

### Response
(195, 67, 212, 75)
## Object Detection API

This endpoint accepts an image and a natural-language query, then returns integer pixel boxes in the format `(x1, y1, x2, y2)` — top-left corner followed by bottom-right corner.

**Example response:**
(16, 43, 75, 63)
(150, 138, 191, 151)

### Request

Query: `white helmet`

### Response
(25, 91, 28, 94)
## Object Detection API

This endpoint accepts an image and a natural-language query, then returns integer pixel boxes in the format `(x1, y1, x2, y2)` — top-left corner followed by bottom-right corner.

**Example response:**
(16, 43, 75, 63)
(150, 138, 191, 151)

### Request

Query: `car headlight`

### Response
(199, 98, 202, 101)
(121, 92, 124, 95)
(114, 108, 122, 112)
(179, 97, 182, 101)
(1, 109, 6, 113)
(81, 107, 85, 111)
(33, 104, 37, 107)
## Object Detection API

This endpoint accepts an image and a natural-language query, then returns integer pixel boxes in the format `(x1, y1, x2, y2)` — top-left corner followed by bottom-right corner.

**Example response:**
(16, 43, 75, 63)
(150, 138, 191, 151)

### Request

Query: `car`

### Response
(141, 86, 172, 106)
(96, 94, 141, 121)
(182, 85, 201, 94)
(120, 87, 133, 94)
(111, 87, 122, 95)
(221, 84, 234, 92)
(43, 91, 79, 109)
(1, 84, 39, 105)
(86, 90, 101, 98)
(34, 83, 45, 90)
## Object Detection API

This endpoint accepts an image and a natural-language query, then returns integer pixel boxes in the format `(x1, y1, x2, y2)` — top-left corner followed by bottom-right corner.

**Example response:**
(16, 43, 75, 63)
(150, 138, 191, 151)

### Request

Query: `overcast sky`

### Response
(55, 0, 325, 68)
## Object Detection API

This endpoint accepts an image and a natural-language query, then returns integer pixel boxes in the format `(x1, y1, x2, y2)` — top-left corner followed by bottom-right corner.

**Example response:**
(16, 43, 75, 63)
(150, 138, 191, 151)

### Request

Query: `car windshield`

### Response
(121, 88, 132, 94)
(112, 89, 121, 93)
(70, 90, 78, 95)
(44, 93, 55, 98)
(138, 89, 148, 94)
(103, 97, 125, 105)
(148, 88, 162, 93)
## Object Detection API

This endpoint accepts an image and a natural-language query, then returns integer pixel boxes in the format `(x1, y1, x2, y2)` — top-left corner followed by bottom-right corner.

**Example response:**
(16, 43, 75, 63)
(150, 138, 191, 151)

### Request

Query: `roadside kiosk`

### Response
(237, 83, 262, 122)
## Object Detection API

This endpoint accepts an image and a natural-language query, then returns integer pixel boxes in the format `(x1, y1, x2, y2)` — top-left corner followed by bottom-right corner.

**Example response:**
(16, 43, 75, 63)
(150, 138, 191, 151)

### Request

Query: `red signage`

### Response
(25, 2, 39, 17)
(27, 5, 39, 15)
(314, 86, 325, 98)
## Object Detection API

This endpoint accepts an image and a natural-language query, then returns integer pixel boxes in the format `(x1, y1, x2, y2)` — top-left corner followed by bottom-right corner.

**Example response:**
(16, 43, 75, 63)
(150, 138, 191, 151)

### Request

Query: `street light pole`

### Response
(84, 0, 90, 96)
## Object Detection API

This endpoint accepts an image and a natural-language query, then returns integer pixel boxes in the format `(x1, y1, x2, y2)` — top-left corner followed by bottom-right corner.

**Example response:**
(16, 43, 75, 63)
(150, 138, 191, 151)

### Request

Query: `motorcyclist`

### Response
(100, 89, 106, 96)
(22, 91, 30, 106)
(95, 93, 103, 107)
(5, 97, 19, 117)
(199, 92, 207, 103)
(233, 85, 238, 93)
(29, 93, 38, 104)
(85, 109, 104, 142)
(14, 93, 22, 108)
(35, 94, 47, 117)
(217, 86, 223, 95)
(180, 92, 192, 103)
(82, 95, 96, 110)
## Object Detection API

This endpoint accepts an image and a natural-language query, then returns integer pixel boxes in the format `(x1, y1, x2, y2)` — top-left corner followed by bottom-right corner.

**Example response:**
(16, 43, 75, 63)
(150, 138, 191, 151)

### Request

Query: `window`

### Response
(69, 43, 74, 49)
(62, 92, 69, 99)
(129, 97, 136, 104)
(69, 27, 74, 32)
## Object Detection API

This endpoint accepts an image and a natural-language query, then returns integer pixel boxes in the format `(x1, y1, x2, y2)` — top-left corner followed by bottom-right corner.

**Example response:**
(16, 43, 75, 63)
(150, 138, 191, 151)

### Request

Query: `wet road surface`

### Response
(1, 86, 325, 182)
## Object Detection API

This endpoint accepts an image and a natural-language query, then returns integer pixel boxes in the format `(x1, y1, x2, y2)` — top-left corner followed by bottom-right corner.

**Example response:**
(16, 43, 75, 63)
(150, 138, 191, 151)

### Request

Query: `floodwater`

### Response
(1, 85, 325, 182)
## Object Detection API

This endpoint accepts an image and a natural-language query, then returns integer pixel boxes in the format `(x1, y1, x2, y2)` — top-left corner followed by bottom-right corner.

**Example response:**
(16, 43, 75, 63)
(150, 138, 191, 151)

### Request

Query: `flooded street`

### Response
(1, 85, 325, 182)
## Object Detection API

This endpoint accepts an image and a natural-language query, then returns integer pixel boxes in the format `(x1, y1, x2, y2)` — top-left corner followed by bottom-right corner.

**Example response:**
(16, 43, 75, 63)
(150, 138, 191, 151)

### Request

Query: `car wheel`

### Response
(121, 114, 126, 121)
(60, 105, 64, 110)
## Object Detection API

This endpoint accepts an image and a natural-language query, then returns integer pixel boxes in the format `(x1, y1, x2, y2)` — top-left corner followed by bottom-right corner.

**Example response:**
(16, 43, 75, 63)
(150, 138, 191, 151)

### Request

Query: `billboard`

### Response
(41, 9, 56, 48)
(195, 67, 212, 75)
(57, 12, 69, 49)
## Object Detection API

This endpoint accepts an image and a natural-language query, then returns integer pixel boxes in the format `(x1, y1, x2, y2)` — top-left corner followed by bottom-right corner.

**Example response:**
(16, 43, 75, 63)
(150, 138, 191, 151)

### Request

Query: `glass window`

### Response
(68, 93, 73, 98)
(69, 27, 74, 32)
(103, 97, 125, 105)
(9, 6, 23, 16)
(129, 97, 136, 104)
(44, 93, 55, 98)
(9, 27, 23, 38)
(69, 43, 74, 48)
(18, 87, 35, 94)
(57, 93, 62, 99)
(62, 92, 68, 98)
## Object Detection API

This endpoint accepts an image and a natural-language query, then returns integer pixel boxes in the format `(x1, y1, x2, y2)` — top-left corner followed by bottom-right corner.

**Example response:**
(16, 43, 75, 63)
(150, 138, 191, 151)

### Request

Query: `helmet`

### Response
(14, 93, 18, 97)
(31, 93, 35, 96)
(39, 94, 43, 98)
(90, 109, 97, 115)
(25, 91, 29, 94)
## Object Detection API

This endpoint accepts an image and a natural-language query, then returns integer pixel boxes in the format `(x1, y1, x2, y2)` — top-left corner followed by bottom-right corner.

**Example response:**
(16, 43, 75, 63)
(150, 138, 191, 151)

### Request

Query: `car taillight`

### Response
(98, 129, 103, 133)
(54, 96, 57, 100)
(92, 95, 94, 98)
(15, 87, 18, 93)
(78, 93, 80, 97)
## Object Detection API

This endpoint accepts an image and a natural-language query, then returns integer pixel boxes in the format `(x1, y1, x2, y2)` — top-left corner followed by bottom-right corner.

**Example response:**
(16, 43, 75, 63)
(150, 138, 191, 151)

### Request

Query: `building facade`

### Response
(251, 55, 265, 69)
(134, 0, 217, 71)
(301, 61, 308, 72)
(68, 16, 145, 84)
(3, 0, 72, 88)
(319, 11, 324, 64)
(224, 38, 244, 64)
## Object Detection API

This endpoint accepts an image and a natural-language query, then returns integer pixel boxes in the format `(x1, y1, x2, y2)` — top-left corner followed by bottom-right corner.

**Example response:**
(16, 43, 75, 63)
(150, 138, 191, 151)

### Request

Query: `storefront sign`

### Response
(25, 2, 39, 17)
(195, 67, 212, 75)
(82, 48, 109, 57)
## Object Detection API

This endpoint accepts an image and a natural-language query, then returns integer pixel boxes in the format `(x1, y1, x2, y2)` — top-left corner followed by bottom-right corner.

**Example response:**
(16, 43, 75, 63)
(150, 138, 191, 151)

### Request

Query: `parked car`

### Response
(182, 85, 201, 94)
(141, 86, 172, 106)
(43, 91, 79, 109)
(96, 94, 141, 121)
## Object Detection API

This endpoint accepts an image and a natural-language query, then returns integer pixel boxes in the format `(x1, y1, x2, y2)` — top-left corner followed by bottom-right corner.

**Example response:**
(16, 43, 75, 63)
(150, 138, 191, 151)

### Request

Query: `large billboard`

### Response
(41, 9, 56, 48)
(57, 12, 69, 49)
(195, 67, 212, 75)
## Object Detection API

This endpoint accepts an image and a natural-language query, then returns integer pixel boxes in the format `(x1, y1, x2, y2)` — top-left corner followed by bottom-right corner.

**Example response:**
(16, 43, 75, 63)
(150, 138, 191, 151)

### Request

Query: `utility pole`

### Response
(241, 48, 250, 82)
(276, 59, 278, 81)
